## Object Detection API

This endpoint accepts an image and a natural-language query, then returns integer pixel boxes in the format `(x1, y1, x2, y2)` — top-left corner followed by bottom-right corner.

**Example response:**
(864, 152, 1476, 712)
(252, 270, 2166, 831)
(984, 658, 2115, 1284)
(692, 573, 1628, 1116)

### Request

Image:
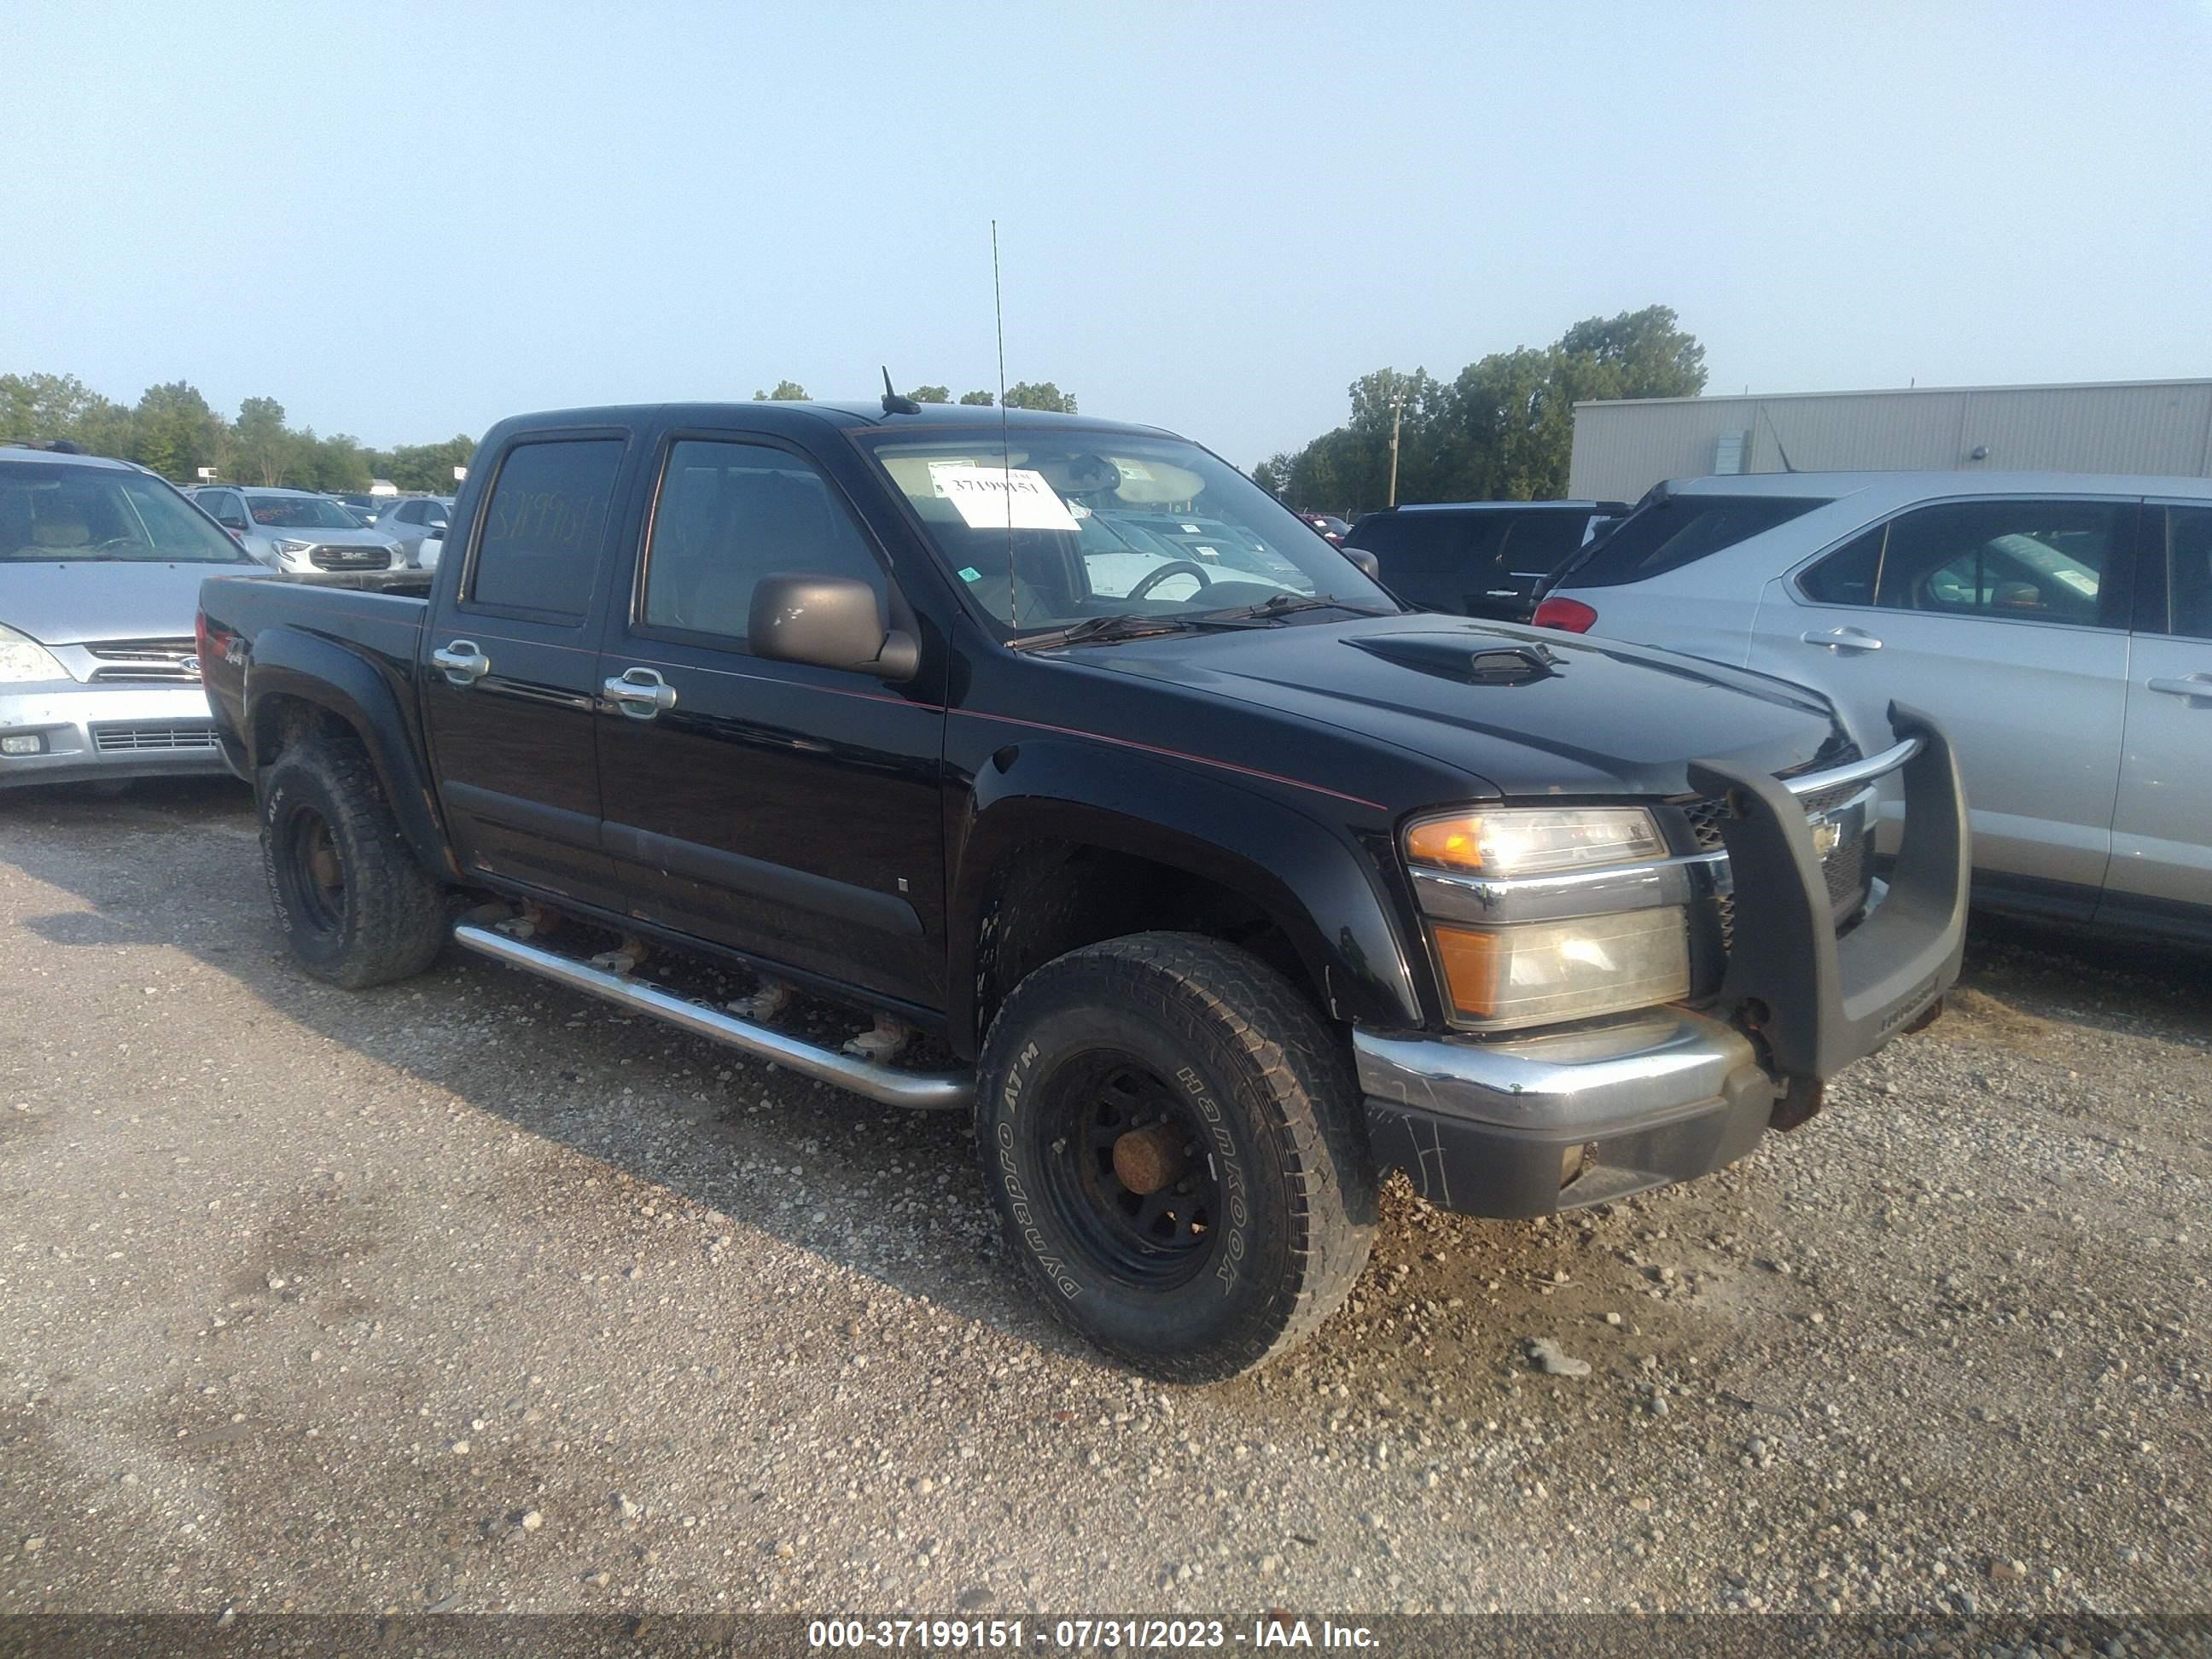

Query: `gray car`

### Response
(1, 446, 263, 788)
(188, 485, 406, 581)
(373, 495, 455, 566)
(1538, 470, 2212, 944)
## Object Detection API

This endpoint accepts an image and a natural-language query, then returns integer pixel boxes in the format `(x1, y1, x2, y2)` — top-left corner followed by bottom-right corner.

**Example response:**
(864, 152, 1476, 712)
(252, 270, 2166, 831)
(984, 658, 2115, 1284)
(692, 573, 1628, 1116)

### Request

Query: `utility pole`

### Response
(1386, 384, 1406, 507)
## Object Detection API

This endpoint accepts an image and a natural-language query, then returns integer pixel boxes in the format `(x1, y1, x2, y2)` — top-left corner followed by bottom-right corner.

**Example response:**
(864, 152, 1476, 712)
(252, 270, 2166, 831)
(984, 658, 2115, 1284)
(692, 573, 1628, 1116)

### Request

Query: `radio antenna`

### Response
(992, 219, 1018, 620)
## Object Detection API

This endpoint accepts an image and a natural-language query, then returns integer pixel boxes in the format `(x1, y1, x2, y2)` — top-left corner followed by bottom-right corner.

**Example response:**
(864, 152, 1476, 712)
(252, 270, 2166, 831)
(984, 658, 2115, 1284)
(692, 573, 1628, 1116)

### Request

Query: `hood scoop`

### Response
(1346, 632, 1563, 687)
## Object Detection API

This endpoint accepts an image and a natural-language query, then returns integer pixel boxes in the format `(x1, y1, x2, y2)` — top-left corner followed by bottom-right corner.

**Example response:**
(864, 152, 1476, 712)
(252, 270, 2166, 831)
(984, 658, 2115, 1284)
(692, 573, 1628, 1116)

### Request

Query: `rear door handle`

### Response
(1801, 626, 1884, 652)
(603, 666, 678, 720)
(2147, 673, 2212, 701)
(430, 639, 489, 685)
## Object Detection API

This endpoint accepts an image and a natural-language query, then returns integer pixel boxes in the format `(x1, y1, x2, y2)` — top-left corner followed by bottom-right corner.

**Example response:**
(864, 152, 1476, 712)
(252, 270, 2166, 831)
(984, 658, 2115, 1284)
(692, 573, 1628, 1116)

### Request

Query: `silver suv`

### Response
(1537, 471, 2212, 945)
(373, 495, 455, 566)
(189, 486, 405, 582)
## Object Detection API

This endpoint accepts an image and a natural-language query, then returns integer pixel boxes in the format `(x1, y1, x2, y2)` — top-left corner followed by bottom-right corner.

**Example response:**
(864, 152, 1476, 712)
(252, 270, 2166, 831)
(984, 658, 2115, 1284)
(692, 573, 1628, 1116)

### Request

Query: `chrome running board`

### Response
(451, 923, 973, 1112)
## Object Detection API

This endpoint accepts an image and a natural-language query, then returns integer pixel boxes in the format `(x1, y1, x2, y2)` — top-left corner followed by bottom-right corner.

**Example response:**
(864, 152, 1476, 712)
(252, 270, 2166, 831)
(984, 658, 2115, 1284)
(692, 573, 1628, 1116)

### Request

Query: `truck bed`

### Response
(197, 576, 433, 777)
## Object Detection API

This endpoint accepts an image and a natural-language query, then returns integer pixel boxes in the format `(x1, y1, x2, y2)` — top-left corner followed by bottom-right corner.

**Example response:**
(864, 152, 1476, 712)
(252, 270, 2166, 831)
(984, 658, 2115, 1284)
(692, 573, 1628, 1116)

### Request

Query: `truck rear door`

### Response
(421, 428, 637, 912)
(591, 428, 948, 1011)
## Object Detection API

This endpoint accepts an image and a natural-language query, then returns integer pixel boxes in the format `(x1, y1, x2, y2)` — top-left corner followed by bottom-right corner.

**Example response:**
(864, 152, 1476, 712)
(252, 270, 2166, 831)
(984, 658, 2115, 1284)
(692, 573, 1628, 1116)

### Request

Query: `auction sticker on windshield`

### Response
(928, 464, 1080, 533)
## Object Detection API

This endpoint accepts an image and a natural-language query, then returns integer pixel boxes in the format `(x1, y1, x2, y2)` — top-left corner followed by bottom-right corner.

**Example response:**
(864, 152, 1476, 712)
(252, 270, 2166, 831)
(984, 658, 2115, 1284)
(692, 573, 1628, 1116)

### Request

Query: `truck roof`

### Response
(488, 401, 1177, 441)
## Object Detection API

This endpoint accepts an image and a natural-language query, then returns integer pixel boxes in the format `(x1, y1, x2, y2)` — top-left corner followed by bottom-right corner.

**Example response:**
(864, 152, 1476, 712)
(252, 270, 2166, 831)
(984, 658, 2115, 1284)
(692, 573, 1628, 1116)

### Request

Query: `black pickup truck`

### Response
(198, 399, 1969, 1382)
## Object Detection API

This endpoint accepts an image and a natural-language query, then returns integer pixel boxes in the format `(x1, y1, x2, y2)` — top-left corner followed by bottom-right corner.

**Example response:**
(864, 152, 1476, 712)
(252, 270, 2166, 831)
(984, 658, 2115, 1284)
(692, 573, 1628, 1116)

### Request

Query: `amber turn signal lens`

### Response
(1430, 924, 1505, 1017)
(1405, 818, 1481, 870)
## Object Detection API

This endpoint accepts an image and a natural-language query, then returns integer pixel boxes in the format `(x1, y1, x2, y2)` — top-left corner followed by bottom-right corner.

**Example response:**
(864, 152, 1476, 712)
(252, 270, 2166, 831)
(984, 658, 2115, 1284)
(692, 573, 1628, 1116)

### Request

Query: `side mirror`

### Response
(1342, 545, 1382, 580)
(748, 573, 918, 683)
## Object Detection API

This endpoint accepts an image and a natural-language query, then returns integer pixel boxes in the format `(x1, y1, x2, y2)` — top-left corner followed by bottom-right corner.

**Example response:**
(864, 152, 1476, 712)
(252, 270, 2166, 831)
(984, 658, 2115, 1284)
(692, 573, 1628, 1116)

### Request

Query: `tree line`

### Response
(756, 380, 1078, 412)
(1251, 306, 1706, 515)
(3, 372, 477, 493)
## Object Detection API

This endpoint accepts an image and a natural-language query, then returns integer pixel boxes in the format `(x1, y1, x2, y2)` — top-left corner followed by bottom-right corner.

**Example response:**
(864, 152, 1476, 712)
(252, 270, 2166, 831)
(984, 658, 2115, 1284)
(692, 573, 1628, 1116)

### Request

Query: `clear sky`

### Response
(7, 1, 2209, 468)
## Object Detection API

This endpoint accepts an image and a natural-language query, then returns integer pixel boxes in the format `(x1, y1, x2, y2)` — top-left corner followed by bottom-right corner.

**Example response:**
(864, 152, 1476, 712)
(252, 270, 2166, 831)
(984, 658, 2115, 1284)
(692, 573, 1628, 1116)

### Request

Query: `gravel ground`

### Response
(0, 779, 2205, 1619)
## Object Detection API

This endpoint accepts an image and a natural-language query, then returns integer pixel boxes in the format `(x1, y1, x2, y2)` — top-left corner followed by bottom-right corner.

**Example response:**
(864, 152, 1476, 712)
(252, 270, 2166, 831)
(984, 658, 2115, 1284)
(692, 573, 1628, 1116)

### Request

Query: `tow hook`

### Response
(1771, 1076, 1825, 1132)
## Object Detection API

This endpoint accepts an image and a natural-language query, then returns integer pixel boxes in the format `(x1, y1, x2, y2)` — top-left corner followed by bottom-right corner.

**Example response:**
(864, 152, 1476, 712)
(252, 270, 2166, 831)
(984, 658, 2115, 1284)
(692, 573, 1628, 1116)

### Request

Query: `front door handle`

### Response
(2147, 673, 2212, 702)
(603, 666, 678, 720)
(431, 639, 490, 685)
(1801, 626, 1884, 652)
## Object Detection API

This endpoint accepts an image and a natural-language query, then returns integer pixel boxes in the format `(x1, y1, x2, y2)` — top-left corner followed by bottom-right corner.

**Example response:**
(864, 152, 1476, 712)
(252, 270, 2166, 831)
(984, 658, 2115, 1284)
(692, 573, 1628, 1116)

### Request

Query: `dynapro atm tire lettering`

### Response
(996, 1046, 1083, 1301)
(1179, 1065, 1248, 1294)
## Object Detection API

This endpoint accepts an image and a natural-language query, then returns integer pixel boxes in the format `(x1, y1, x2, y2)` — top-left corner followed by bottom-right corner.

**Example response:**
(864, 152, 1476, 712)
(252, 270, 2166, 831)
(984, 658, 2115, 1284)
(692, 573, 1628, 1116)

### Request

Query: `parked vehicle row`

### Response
(1530, 472, 2212, 945)
(195, 397, 1966, 1383)
(185, 485, 413, 581)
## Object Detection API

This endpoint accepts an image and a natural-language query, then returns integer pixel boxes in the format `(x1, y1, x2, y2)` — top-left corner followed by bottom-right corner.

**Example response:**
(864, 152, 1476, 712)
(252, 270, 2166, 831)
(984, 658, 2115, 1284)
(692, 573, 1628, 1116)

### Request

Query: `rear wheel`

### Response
(976, 932, 1376, 1382)
(260, 738, 445, 988)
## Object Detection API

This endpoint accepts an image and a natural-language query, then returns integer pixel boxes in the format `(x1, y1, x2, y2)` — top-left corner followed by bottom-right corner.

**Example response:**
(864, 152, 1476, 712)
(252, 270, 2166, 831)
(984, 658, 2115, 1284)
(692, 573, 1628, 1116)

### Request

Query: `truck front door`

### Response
(592, 431, 948, 1012)
(422, 431, 634, 913)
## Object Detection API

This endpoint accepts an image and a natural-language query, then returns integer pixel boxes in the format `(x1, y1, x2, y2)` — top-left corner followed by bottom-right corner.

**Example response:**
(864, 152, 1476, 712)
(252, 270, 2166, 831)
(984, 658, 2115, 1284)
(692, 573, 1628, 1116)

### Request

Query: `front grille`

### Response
(1822, 833, 1869, 911)
(90, 720, 219, 753)
(307, 544, 390, 570)
(1679, 742, 1875, 961)
(86, 638, 200, 682)
(1683, 797, 1730, 853)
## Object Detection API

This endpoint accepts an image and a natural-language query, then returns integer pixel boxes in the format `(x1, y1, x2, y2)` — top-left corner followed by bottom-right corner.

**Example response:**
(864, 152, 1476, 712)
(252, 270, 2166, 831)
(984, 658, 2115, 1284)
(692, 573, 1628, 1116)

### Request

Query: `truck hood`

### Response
(1069, 613, 1851, 796)
(0, 560, 261, 646)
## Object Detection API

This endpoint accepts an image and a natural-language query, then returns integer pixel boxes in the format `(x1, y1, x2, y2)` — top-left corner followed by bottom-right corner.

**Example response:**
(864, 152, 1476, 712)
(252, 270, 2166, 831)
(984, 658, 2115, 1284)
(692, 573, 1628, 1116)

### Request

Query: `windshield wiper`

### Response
(1007, 614, 1210, 652)
(1010, 594, 1394, 652)
(1193, 593, 1394, 624)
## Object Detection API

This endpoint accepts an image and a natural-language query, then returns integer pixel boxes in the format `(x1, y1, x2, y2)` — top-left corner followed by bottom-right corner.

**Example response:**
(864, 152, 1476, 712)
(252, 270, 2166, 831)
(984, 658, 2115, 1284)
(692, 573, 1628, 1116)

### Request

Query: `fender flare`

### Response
(948, 735, 1426, 1053)
(243, 626, 459, 881)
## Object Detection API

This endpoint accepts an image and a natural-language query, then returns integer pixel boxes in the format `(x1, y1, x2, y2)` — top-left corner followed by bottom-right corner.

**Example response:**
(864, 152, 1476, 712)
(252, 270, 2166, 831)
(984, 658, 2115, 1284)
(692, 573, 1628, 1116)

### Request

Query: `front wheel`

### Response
(976, 933, 1377, 1382)
(259, 737, 446, 989)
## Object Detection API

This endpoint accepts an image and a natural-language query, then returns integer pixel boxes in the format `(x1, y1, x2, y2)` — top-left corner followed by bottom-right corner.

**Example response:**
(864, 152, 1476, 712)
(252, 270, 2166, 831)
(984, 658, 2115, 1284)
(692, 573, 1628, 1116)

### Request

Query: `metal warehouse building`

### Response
(1566, 377, 2212, 502)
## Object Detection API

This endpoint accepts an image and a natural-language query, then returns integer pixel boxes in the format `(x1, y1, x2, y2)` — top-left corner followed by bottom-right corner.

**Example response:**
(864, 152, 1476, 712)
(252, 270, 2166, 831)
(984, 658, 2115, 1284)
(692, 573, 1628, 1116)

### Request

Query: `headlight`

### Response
(274, 538, 315, 557)
(1405, 805, 1686, 1030)
(1429, 912, 1689, 1030)
(1405, 806, 1663, 876)
(0, 623, 68, 684)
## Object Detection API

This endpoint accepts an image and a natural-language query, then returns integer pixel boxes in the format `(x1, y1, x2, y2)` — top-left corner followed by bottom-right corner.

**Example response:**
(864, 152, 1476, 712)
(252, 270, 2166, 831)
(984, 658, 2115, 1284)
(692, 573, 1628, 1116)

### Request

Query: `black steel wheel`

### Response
(281, 806, 348, 936)
(1035, 1052, 1221, 1291)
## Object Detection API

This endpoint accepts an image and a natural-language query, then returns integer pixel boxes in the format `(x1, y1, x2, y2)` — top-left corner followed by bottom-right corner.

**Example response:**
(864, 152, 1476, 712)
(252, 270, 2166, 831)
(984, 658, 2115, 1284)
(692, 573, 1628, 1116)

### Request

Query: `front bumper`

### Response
(0, 680, 229, 789)
(1359, 703, 1969, 1218)
(1358, 1008, 1778, 1218)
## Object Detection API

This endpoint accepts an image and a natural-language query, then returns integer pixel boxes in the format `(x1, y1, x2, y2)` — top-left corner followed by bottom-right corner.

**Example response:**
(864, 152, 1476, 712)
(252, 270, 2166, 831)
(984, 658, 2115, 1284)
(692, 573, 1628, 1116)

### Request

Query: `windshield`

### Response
(857, 429, 1396, 632)
(246, 494, 359, 529)
(0, 463, 253, 564)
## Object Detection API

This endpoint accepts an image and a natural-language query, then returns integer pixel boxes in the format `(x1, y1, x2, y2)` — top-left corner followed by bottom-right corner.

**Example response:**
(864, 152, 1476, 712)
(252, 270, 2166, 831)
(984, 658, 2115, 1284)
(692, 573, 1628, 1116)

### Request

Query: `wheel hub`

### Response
(1110, 1122, 1188, 1196)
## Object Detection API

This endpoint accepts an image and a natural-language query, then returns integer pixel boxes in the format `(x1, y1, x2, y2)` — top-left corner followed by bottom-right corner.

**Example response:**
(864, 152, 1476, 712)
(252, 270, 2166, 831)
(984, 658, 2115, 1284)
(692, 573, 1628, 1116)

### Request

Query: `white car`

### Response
(1534, 471, 2212, 944)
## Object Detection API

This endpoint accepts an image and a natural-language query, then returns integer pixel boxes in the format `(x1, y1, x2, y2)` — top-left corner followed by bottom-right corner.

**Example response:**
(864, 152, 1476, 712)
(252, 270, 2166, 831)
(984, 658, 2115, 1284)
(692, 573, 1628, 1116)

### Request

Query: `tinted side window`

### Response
(640, 439, 884, 645)
(1866, 499, 2123, 626)
(1379, 516, 1481, 575)
(1569, 494, 1831, 586)
(2167, 506, 2212, 640)
(1344, 515, 1402, 555)
(1499, 511, 1595, 577)
(469, 439, 625, 620)
(1798, 527, 1884, 606)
